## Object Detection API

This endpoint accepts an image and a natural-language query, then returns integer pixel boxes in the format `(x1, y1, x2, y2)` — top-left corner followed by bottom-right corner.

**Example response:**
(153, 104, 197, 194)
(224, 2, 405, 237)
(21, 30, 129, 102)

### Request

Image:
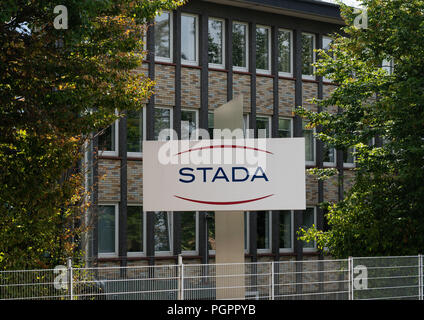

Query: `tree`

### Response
(297, 0, 424, 258)
(0, 0, 185, 270)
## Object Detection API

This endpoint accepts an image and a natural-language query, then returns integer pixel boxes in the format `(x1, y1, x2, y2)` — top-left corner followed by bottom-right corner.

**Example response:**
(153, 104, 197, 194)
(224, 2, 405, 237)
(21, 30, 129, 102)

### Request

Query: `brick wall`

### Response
(306, 171, 318, 205)
(155, 64, 175, 107)
(208, 70, 228, 109)
(344, 169, 355, 195)
(256, 76, 274, 115)
(323, 84, 338, 114)
(98, 159, 121, 202)
(233, 73, 251, 113)
(127, 160, 143, 203)
(323, 174, 339, 203)
(181, 67, 201, 108)
(278, 79, 295, 117)
(302, 82, 318, 112)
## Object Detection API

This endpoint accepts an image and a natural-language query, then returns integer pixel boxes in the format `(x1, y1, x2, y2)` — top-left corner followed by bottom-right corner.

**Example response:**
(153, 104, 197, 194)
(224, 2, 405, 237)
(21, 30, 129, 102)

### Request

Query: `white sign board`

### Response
(143, 138, 306, 211)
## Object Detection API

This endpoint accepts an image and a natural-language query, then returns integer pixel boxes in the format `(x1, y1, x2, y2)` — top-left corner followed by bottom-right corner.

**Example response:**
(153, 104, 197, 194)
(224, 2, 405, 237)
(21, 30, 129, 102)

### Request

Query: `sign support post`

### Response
(214, 95, 245, 299)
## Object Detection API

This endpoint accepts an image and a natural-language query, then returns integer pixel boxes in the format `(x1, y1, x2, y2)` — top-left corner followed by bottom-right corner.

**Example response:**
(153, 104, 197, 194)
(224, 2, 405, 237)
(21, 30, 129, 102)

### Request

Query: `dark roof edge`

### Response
(208, 0, 344, 24)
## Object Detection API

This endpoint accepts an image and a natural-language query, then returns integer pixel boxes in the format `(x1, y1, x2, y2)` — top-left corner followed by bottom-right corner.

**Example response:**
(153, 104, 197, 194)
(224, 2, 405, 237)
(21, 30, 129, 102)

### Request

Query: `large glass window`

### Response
(155, 11, 172, 62)
(181, 212, 197, 252)
(278, 29, 292, 76)
(154, 107, 172, 140)
(233, 22, 248, 71)
(98, 121, 118, 155)
(127, 206, 143, 253)
(154, 211, 172, 253)
(303, 121, 315, 164)
(127, 110, 143, 154)
(302, 208, 316, 249)
(343, 147, 355, 166)
(208, 18, 224, 68)
(382, 59, 394, 75)
(302, 33, 315, 79)
(98, 205, 117, 255)
(181, 14, 198, 65)
(256, 26, 271, 73)
(323, 143, 336, 165)
(181, 109, 198, 140)
(278, 118, 292, 138)
(279, 210, 292, 250)
(257, 211, 271, 251)
(256, 116, 271, 138)
(322, 36, 333, 82)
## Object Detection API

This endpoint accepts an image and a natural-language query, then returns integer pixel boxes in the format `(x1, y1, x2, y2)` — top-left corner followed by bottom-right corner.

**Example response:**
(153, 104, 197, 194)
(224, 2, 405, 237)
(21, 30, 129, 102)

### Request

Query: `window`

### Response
(323, 143, 336, 166)
(181, 211, 198, 253)
(256, 116, 271, 138)
(278, 117, 292, 138)
(98, 120, 119, 156)
(154, 211, 172, 254)
(278, 29, 292, 76)
(256, 25, 271, 74)
(208, 18, 225, 68)
(322, 36, 333, 82)
(233, 22, 248, 71)
(127, 205, 144, 255)
(343, 147, 355, 167)
(208, 112, 214, 139)
(257, 211, 271, 252)
(155, 11, 172, 62)
(303, 121, 315, 164)
(382, 59, 394, 75)
(181, 109, 198, 140)
(302, 207, 316, 250)
(154, 107, 173, 140)
(127, 109, 144, 156)
(98, 205, 118, 257)
(279, 210, 293, 251)
(302, 33, 315, 79)
(181, 14, 198, 65)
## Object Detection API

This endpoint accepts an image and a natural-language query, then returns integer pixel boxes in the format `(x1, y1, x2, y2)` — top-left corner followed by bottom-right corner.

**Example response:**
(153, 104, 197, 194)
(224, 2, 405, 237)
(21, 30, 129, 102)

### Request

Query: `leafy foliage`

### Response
(297, 0, 424, 258)
(0, 0, 185, 269)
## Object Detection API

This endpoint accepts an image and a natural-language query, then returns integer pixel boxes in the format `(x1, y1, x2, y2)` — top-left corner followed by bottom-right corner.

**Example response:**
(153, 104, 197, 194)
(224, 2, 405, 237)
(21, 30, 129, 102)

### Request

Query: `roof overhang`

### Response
(202, 0, 345, 25)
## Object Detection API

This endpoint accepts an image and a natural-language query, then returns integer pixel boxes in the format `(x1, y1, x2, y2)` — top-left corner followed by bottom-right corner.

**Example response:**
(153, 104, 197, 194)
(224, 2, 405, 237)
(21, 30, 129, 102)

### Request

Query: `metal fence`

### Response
(0, 255, 423, 300)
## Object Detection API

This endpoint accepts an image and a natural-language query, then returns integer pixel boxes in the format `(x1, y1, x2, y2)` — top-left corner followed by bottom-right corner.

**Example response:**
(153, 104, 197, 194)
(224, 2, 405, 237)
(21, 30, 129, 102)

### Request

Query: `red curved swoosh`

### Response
(174, 144, 273, 156)
(174, 194, 274, 205)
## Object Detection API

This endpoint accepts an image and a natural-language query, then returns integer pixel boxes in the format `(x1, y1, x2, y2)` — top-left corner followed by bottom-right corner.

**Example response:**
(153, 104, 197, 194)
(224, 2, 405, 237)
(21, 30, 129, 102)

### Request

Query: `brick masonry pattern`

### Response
(181, 67, 201, 108)
(98, 159, 121, 202)
(208, 71, 228, 109)
(279, 79, 295, 117)
(155, 64, 175, 106)
(233, 73, 251, 113)
(256, 76, 274, 115)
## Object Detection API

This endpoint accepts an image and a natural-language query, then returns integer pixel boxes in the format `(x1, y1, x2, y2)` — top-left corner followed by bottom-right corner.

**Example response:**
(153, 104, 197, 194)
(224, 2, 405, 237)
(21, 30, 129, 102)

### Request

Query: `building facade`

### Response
(86, 0, 355, 268)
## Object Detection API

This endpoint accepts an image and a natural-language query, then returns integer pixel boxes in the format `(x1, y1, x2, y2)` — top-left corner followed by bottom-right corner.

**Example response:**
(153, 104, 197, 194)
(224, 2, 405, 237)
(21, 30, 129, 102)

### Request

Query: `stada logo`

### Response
(175, 143, 273, 205)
